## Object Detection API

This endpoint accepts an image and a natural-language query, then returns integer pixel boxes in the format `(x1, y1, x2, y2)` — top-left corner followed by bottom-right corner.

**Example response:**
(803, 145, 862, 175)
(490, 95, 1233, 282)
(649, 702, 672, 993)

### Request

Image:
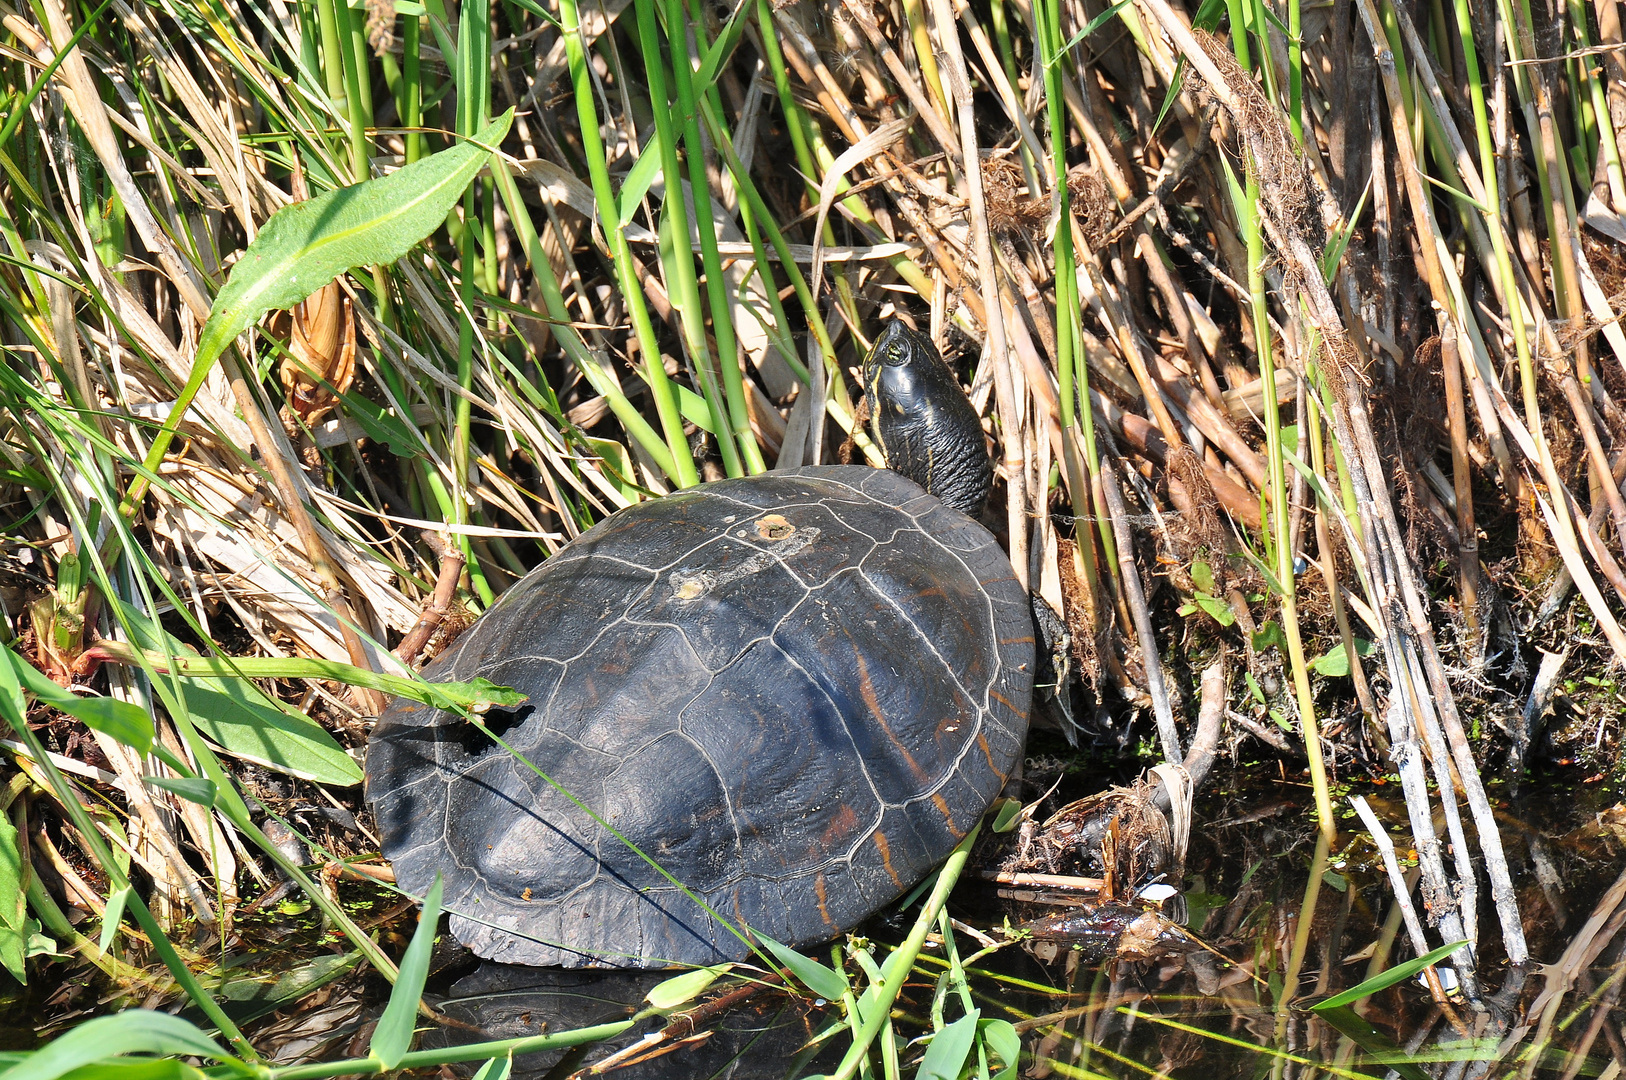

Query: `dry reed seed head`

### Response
(1415, 334, 1442, 373)
(1067, 166, 1117, 249)
(983, 155, 1047, 235)
(364, 0, 396, 56)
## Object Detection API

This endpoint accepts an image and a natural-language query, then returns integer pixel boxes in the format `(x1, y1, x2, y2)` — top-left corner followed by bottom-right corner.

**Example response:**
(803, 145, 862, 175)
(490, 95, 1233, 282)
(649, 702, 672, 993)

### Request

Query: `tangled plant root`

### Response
(1165, 445, 1231, 578)
(1193, 30, 1319, 235)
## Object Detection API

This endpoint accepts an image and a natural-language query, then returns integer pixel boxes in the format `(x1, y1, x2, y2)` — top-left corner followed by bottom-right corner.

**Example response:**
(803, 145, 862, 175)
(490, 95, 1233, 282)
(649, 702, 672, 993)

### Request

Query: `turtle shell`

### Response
(366, 465, 1033, 967)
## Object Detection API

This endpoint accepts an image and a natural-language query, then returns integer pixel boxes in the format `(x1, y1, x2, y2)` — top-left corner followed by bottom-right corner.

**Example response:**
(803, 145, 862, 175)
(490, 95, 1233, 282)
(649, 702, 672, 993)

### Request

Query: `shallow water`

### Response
(415, 770, 1626, 1079)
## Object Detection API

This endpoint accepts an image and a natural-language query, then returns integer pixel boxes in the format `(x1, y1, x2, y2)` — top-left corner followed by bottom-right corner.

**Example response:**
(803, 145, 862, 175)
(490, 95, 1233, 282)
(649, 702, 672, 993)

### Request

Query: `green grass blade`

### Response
(87, 643, 524, 713)
(96, 885, 131, 956)
(761, 937, 849, 1000)
(370, 874, 443, 1069)
(1309, 1007, 1431, 1080)
(645, 965, 732, 1009)
(1053, 0, 1132, 59)
(0, 1012, 239, 1080)
(0, 804, 25, 984)
(5, 646, 152, 754)
(0, 0, 113, 150)
(1311, 940, 1468, 1010)
(141, 776, 218, 806)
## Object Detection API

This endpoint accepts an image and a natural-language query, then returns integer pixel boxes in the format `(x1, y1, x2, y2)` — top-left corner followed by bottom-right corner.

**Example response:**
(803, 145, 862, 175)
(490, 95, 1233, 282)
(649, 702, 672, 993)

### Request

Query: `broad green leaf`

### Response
(110, 601, 191, 657)
(370, 874, 443, 1069)
(468, 1060, 510, 1080)
(1310, 639, 1375, 678)
(1195, 594, 1235, 627)
(760, 937, 848, 1001)
(978, 1018, 1022, 1080)
(0, 637, 24, 723)
(0, 1011, 235, 1080)
(192, 110, 514, 382)
(0, 806, 25, 983)
(0, 929, 22, 986)
(24, 923, 55, 959)
(1193, 0, 1228, 28)
(677, 387, 719, 435)
(178, 684, 363, 787)
(143, 776, 217, 806)
(1311, 940, 1469, 1011)
(54, 697, 153, 754)
(918, 1010, 981, 1080)
(1251, 620, 1287, 654)
(8, 649, 152, 754)
(1244, 671, 1265, 704)
(646, 964, 731, 1009)
(1190, 560, 1215, 594)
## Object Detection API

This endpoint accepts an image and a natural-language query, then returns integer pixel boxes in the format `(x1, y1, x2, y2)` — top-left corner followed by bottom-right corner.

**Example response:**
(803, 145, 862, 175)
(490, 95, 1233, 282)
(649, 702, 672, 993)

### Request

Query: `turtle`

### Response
(366, 320, 1034, 968)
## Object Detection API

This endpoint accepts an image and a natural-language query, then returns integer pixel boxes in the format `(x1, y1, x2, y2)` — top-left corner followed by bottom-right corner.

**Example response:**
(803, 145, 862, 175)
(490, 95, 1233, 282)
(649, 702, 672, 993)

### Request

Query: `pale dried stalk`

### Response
(928, 0, 1029, 589)
(89, 729, 216, 923)
(1101, 459, 1179, 760)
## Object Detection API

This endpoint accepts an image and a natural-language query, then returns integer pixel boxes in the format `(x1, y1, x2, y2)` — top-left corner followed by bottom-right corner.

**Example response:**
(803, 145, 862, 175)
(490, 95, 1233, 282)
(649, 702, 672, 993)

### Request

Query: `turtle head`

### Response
(862, 321, 939, 426)
(860, 319, 992, 514)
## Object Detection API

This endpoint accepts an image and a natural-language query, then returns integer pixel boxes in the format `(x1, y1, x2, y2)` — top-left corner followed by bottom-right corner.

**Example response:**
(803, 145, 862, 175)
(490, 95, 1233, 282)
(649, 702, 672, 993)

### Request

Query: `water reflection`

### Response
(425, 966, 844, 1078)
